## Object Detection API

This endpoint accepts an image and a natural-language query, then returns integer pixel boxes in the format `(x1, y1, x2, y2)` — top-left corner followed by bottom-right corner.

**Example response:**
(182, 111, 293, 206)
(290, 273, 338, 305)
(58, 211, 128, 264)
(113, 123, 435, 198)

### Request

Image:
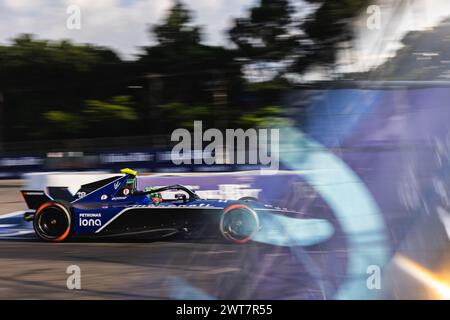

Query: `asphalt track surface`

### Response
(0, 180, 329, 299)
(2, 239, 302, 299)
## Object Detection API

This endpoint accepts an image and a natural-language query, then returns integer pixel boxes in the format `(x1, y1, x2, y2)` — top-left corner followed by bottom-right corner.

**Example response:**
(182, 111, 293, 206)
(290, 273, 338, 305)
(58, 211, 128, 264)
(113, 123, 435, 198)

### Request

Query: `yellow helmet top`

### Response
(120, 168, 137, 176)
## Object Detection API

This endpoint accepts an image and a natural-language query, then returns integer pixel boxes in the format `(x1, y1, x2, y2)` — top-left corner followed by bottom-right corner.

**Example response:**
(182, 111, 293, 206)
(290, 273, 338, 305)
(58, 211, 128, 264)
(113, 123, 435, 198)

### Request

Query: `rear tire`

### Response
(34, 201, 72, 242)
(220, 204, 260, 244)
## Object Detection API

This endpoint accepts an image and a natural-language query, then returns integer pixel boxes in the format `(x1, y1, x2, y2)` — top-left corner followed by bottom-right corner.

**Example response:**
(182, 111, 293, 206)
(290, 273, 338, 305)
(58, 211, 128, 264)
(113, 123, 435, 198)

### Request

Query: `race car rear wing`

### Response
(21, 190, 52, 210)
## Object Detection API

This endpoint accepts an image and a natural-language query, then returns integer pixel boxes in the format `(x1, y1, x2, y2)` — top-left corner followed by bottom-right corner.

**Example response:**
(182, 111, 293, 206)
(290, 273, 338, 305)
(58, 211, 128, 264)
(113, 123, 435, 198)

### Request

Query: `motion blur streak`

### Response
(395, 255, 450, 300)
(279, 127, 389, 299)
(254, 212, 334, 247)
(168, 277, 215, 300)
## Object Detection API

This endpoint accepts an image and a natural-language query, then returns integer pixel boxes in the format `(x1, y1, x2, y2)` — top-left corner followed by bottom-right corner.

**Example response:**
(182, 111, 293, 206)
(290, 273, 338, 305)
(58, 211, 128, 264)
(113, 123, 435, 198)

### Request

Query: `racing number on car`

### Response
(76, 191, 86, 199)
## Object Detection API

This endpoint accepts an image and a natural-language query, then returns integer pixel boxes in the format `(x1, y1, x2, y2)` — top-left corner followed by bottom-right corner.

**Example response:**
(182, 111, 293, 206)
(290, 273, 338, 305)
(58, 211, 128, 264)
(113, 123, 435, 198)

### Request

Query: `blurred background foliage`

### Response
(0, 0, 372, 144)
(43, 96, 138, 138)
(238, 106, 293, 128)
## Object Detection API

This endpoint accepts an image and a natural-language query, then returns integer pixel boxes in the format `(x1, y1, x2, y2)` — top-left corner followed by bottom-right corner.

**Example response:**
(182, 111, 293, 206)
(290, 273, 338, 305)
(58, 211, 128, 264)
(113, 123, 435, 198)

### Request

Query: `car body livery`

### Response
(21, 169, 273, 243)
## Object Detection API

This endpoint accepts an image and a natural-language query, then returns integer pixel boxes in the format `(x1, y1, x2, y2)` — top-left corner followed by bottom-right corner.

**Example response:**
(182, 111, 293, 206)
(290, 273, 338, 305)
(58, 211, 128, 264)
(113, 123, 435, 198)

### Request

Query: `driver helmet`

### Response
(144, 187, 163, 205)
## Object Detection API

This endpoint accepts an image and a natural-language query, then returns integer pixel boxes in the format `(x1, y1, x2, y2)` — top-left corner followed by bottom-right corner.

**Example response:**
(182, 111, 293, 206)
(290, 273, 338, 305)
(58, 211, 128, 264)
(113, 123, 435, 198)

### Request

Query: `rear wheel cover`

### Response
(34, 201, 72, 242)
(220, 204, 260, 244)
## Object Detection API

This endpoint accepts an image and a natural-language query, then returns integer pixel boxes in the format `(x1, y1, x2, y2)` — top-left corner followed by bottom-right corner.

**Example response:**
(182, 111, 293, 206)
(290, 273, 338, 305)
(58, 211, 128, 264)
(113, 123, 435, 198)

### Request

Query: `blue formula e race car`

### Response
(20, 169, 272, 243)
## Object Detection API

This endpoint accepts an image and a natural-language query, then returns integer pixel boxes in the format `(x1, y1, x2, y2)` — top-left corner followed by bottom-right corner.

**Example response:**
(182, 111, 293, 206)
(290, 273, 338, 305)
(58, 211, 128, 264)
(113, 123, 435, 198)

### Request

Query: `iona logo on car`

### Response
(79, 213, 102, 227)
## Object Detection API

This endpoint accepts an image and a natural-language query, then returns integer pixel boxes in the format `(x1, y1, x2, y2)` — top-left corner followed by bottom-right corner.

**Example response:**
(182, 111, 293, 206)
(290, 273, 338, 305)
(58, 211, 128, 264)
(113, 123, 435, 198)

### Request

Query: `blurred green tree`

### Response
(152, 0, 201, 47)
(43, 111, 83, 136)
(0, 0, 376, 147)
(229, 0, 299, 80)
(43, 96, 137, 138)
(139, 0, 242, 129)
(229, 0, 373, 77)
(238, 106, 292, 128)
(0, 34, 127, 141)
(292, 0, 372, 74)
(160, 102, 210, 129)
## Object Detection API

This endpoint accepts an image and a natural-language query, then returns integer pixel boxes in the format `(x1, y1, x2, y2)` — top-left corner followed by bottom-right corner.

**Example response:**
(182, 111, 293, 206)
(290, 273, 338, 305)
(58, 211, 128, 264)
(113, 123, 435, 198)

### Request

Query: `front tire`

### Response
(220, 204, 260, 244)
(34, 201, 72, 242)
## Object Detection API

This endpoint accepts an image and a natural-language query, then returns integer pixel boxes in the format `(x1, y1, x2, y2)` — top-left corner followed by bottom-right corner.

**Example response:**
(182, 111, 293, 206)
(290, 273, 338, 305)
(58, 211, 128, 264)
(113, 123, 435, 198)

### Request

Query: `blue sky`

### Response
(0, 0, 257, 59)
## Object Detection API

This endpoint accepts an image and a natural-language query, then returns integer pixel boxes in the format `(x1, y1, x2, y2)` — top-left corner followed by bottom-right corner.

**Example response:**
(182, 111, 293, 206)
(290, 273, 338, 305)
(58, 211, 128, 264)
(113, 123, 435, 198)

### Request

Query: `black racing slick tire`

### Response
(34, 200, 72, 242)
(220, 204, 260, 244)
